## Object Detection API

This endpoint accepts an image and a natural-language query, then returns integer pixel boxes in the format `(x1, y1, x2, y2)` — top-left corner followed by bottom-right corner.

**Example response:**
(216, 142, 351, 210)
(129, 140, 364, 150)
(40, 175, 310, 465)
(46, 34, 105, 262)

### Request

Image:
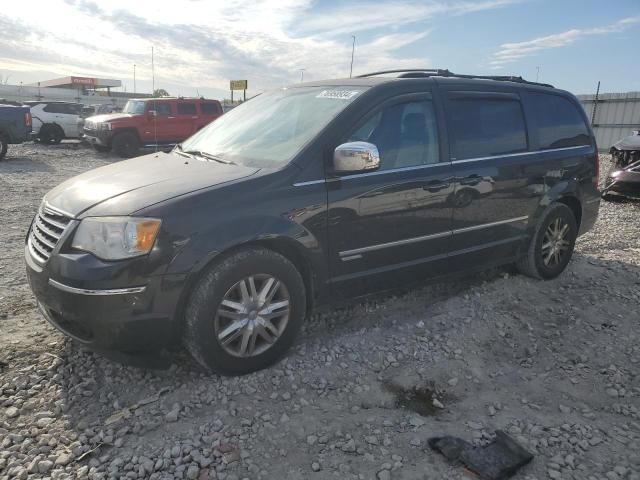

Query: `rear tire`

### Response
(38, 123, 64, 145)
(39, 124, 63, 144)
(184, 248, 306, 376)
(516, 203, 577, 280)
(0, 134, 7, 160)
(112, 132, 140, 158)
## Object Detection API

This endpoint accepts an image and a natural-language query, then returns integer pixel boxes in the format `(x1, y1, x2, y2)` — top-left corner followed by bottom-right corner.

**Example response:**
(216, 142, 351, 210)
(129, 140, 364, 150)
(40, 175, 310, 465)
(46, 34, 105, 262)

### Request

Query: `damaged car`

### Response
(602, 130, 640, 200)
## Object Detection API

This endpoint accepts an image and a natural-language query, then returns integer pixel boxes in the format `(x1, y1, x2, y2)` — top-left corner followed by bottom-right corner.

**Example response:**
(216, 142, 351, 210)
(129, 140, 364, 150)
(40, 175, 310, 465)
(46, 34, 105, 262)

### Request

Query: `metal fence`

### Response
(577, 91, 640, 152)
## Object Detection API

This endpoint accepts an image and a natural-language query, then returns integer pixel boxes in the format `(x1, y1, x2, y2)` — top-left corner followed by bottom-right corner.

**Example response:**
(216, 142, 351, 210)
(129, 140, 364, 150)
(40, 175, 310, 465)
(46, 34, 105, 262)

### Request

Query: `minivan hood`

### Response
(44, 151, 260, 217)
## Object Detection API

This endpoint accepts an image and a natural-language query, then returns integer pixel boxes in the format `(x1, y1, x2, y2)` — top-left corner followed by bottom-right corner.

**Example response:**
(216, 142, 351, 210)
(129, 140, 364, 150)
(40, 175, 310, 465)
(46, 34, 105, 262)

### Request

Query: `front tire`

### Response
(184, 248, 306, 375)
(112, 132, 140, 158)
(516, 203, 577, 280)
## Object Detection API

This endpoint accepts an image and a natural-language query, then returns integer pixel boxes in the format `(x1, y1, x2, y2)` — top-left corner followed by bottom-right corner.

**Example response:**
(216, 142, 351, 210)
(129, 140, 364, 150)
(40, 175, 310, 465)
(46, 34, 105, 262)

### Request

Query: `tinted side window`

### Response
(177, 103, 197, 115)
(531, 93, 590, 149)
(201, 102, 221, 115)
(347, 100, 439, 170)
(43, 103, 63, 114)
(153, 103, 172, 115)
(448, 97, 527, 160)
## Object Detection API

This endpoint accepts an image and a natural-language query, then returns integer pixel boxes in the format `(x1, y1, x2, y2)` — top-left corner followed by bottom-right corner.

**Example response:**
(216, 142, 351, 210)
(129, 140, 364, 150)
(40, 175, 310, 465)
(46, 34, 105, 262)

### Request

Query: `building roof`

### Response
(28, 76, 122, 89)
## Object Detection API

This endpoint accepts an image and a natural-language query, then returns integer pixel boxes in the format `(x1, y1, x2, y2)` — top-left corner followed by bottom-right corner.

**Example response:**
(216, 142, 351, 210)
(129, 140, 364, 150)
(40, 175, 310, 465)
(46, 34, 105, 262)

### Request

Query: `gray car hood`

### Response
(612, 132, 640, 151)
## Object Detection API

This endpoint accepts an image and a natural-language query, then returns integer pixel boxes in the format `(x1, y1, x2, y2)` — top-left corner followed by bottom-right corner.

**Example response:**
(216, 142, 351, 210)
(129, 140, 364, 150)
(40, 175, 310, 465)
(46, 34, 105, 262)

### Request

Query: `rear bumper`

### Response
(579, 196, 600, 235)
(25, 246, 185, 352)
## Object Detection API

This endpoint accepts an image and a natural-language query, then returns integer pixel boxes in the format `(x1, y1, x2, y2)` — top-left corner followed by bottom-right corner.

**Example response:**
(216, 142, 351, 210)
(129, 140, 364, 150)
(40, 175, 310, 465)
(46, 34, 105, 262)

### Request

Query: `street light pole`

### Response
(133, 64, 136, 94)
(350, 35, 356, 78)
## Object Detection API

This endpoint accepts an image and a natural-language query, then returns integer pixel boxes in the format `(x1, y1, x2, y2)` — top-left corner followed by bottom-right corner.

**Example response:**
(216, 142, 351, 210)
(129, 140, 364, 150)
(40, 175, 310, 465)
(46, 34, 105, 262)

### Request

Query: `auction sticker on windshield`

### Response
(316, 90, 361, 99)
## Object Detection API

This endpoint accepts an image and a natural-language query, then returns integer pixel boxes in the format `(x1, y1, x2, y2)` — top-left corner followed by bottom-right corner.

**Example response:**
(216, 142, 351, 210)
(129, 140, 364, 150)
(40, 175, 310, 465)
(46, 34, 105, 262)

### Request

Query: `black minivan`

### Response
(26, 70, 600, 375)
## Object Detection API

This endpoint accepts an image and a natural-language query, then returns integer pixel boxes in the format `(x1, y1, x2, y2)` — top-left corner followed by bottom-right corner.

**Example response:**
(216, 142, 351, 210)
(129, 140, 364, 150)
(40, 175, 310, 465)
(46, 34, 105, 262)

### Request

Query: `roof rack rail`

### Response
(446, 72, 554, 88)
(356, 69, 452, 78)
(356, 69, 554, 88)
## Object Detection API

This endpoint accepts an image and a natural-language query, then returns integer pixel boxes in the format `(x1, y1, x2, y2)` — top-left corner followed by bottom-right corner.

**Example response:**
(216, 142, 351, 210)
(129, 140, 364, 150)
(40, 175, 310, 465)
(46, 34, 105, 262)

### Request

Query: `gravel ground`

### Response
(0, 143, 639, 480)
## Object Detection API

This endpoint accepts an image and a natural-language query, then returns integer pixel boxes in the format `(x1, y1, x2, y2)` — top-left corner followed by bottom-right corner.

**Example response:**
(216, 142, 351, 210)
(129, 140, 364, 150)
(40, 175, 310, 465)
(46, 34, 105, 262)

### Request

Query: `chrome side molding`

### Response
(339, 216, 529, 260)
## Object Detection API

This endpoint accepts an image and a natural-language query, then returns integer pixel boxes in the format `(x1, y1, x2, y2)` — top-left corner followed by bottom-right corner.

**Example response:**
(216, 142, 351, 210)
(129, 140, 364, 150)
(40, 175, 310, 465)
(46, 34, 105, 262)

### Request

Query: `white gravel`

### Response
(0, 144, 639, 480)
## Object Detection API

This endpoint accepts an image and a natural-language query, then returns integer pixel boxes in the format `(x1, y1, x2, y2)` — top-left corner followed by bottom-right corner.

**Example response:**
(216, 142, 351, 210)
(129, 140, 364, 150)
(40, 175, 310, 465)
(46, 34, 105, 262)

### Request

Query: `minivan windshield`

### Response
(180, 86, 367, 168)
(123, 100, 146, 115)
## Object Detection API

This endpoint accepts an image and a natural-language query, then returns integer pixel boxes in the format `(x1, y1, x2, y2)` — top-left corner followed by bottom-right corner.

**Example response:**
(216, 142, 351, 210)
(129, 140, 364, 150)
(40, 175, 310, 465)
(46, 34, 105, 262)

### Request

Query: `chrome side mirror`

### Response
(333, 141, 380, 174)
(147, 110, 157, 120)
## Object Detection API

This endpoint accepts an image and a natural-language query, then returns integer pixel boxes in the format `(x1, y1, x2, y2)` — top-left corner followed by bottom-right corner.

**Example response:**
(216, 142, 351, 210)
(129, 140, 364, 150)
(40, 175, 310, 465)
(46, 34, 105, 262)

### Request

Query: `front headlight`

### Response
(98, 122, 112, 130)
(72, 217, 161, 260)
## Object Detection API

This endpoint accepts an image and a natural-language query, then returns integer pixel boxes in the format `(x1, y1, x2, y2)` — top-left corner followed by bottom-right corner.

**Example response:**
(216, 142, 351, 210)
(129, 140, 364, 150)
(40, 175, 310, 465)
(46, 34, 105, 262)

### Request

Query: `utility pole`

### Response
(151, 47, 155, 95)
(350, 35, 356, 78)
(133, 64, 136, 94)
(299, 68, 305, 83)
(535, 66, 540, 82)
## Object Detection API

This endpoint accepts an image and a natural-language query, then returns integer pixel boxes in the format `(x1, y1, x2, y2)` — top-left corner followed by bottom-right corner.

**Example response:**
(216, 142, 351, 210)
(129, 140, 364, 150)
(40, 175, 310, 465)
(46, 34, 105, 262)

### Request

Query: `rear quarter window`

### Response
(177, 103, 197, 115)
(200, 102, 221, 115)
(43, 104, 64, 114)
(447, 96, 528, 160)
(530, 93, 590, 149)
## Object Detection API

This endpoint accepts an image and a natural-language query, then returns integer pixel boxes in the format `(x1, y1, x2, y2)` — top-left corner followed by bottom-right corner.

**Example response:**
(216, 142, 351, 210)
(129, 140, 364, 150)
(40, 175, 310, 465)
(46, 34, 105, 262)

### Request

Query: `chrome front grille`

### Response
(28, 206, 72, 263)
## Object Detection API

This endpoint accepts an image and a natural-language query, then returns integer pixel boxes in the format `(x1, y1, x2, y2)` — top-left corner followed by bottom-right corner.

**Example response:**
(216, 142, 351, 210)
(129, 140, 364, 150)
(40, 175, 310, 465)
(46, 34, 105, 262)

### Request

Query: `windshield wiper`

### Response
(181, 149, 235, 165)
(174, 143, 193, 158)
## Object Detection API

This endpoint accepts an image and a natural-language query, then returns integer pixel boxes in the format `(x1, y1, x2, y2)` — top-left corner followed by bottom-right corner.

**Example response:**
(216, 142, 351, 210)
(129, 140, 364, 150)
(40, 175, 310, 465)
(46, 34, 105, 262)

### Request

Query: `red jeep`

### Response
(83, 97, 223, 157)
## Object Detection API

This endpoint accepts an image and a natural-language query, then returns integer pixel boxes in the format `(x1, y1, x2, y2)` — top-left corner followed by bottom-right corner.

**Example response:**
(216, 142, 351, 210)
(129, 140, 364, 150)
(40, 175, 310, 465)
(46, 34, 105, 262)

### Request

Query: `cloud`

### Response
(489, 15, 640, 69)
(293, 0, 519, 37)
(0, 0, 519, 96)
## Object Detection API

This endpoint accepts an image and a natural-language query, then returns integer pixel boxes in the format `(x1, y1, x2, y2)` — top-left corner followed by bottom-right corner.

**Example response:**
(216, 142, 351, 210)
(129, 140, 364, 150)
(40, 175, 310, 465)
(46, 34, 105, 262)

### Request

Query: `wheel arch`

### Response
(530, 181, 583, 232)
(171, 235, 317, 338)
(47, 122, 65, 135)
(112, 127, 141, 142)
(556, 195, 582, 229)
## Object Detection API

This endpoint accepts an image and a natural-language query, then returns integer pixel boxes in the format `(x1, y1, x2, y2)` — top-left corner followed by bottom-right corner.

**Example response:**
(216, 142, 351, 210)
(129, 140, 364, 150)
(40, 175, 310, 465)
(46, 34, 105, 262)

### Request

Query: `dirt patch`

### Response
(383, 380, 450, 417)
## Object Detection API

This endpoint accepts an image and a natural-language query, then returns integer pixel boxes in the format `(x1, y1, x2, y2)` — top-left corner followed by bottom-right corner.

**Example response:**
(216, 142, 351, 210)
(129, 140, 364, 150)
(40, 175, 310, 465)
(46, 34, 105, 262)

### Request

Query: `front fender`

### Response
(165, 213, 322, 277)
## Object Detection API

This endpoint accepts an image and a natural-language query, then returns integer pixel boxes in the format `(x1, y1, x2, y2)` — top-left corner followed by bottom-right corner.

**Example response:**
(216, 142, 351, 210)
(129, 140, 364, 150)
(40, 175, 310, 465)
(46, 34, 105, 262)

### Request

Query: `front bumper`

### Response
(603, 174, 640, 199)
(25, 246, 186, 352)
(83, 128, 112, 146)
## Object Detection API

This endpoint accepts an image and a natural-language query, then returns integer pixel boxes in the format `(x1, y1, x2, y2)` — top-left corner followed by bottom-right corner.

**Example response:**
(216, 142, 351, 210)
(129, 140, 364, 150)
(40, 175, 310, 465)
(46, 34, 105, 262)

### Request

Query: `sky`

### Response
(0, 0, 638, 99)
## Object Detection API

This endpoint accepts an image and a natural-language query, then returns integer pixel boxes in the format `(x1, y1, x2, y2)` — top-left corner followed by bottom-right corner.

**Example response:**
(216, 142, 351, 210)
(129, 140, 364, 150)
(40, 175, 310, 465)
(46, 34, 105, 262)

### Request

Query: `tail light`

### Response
(592, 152, 600, 189)
(24, 112, 32, 127)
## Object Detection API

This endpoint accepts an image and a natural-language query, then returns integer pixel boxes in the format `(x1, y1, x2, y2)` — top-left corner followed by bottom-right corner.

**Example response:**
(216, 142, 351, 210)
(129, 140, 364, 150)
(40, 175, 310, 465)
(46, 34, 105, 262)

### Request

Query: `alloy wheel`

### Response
(214, 274, 290, 358)
(541, 217, 570, 267)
